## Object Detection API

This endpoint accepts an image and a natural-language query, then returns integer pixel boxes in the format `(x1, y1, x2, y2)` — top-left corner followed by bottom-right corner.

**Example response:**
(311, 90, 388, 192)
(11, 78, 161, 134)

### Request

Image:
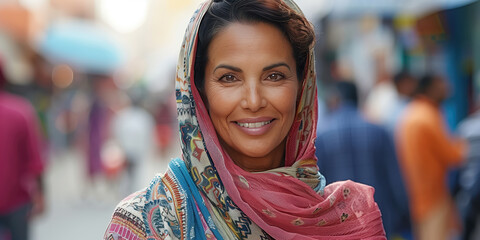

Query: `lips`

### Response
(233, 118, 275, 136)
(236, 120, 273, 128)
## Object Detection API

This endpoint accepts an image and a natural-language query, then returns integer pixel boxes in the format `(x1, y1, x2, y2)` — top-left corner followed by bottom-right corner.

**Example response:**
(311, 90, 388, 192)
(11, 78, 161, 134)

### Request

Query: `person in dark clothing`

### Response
(316, 81, 410, 238)
(456, 109, 480, 240)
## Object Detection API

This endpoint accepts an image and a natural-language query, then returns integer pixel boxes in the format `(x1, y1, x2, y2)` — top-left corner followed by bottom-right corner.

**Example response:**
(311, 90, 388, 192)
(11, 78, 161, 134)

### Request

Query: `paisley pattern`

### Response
(104, 0, 386, 239)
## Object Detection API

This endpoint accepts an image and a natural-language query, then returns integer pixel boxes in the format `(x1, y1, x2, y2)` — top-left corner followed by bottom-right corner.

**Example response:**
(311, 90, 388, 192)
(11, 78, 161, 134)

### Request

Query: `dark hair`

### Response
(334, 81, 358, 107)
(393, 71, 412, 87)
(194, 0, 315, 92)
(0, 61, 6, 89)
(416, 74, 436, 95)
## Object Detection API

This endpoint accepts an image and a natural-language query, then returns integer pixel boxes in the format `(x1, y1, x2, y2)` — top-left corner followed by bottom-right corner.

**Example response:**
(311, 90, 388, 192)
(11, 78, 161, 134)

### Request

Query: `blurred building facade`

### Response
(315, 0, 480, 128)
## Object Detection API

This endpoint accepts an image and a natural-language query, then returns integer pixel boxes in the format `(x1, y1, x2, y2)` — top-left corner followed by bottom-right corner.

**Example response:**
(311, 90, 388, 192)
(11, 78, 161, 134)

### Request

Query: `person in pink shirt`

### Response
(0, 59, 46, 240)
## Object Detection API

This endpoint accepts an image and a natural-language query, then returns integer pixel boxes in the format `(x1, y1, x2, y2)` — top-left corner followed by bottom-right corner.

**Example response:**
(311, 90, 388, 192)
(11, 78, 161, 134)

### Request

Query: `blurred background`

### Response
(0, 0, 479, 239)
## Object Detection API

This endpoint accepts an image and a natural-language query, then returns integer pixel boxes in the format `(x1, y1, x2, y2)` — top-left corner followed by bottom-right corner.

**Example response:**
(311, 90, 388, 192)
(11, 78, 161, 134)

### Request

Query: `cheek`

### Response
(273, 85, 299, 122)
(205, 87, 237, 122)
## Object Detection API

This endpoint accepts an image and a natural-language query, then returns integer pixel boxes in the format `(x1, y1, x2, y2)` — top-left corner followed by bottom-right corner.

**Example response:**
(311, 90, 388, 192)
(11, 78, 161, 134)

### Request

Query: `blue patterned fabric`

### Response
(168, 158, 224, 240)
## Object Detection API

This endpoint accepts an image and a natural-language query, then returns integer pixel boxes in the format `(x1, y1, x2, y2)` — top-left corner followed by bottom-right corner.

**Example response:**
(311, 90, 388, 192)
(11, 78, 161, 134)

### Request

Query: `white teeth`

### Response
(237, 120, 272, 128)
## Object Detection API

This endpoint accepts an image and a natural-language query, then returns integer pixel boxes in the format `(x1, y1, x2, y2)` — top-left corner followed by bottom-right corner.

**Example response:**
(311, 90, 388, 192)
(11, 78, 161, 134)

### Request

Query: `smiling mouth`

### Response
(235, 120, 274, 128)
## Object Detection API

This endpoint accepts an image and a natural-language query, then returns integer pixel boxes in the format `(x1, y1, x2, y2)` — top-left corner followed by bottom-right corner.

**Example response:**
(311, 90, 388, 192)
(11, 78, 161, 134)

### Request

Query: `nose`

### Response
(240, 81, 267, 112)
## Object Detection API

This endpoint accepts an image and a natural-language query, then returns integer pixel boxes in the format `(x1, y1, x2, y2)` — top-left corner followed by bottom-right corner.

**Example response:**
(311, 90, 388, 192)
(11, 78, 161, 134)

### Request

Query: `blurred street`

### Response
(30, 146, 178, 240)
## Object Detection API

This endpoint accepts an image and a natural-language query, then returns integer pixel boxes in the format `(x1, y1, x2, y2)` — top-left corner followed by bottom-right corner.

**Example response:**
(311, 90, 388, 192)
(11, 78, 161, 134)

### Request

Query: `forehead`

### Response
(207, 22, 295, 65)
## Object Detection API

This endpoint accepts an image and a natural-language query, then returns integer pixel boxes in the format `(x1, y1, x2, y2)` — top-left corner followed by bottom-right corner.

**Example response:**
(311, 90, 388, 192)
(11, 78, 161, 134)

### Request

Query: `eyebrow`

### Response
(214, 62, 291, 73)
(263, 62, 291, 71)
(214, 64, 242, 73)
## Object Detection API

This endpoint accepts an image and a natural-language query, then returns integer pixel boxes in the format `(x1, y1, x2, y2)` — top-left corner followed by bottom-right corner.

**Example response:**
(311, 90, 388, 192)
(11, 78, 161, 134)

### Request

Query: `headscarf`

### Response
(175, 0, 386, 239)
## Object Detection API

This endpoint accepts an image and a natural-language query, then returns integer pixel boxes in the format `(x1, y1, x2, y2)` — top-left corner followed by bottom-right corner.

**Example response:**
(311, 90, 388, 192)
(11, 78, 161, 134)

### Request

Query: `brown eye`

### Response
(266, 73, 285, 81)
(219, 74, 237, 83)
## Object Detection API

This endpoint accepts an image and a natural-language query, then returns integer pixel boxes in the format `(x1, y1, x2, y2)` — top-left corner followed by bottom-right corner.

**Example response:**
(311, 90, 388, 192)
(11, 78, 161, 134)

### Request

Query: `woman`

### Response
(104, 0, 386, 239)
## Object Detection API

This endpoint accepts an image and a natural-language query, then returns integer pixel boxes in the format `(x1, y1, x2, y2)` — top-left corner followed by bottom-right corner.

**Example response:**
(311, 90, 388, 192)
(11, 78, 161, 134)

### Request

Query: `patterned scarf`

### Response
(175, 0, 386, 239)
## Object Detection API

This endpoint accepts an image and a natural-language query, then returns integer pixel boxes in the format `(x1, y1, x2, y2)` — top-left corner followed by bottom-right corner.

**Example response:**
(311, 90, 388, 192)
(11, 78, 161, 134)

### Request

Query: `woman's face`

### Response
(203, 22, 299, 171)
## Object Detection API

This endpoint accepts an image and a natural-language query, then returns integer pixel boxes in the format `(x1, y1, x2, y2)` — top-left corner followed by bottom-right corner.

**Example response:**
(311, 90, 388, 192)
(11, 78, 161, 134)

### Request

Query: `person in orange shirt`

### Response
(397, 74, 467, 240)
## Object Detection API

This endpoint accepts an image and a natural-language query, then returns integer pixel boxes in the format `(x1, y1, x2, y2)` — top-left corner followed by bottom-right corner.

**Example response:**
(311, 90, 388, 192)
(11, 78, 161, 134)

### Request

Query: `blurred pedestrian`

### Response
(0, 60, 46, 240)
(385, 71, 417, 133)
(84, 74, 115, 199)
(316, 80, 410, 239)
(397, 74, 467, 240)
(363, 52, 397, 124)
(111, 92, 156, 194)
(456, 106, 480, 240)
(87, 97, 106, 180)
(154, 100, 175, 157)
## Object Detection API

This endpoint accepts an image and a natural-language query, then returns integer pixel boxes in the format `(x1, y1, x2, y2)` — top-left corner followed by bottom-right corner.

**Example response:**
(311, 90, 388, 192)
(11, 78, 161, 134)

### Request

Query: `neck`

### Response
(221, 139, 286, 172)
(418, 95, 442, 107)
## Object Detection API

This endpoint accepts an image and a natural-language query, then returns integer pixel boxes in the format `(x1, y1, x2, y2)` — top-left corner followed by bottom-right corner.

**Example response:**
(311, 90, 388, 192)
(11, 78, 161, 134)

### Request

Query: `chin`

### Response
(235, 146, 270, 158)
(244, 150, 271, 159)
(236, 141, 284, 160)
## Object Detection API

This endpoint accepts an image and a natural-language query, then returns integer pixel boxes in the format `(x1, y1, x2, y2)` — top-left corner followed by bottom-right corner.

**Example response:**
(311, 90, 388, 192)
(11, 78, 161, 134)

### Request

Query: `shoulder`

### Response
(400, 103, 435, 129)
(0, 92, 35, 115)
(458, 112, 480, 138)
(0, 92, 32, 109)
(322, 180, 386, 237)
(362, 121, 391, 139)
(104, 171, 187, 240)
(0, 93, 36, 125)
(104, 189, 148, 240)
